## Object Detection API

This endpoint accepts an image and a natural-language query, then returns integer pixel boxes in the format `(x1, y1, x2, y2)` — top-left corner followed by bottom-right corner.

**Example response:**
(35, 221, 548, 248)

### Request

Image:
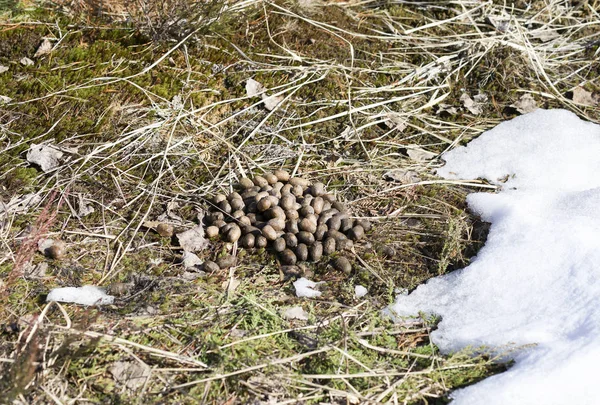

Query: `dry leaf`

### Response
(246, 78, 264, 97)
(0, 95, 12, 104)
(460, 93, 485, 115)
(283, 306, 309, 320)
(26, 143, 63, 172)
(572, 87, 597, 106)
(531, 29, 560, 42)
(176, 225, 208, 252)
(34, 38, 53, 58)
(77, 194, 95, 217)
(0, 193, 42, 215)
(406, 146, 436, 162)
(511, 93, 538, 114)
(488, 15, 510, 32)
(384, 113, 408, 132)
(262, 93, 283, 111)
(436, 103, 458, 116)
(0, 65, 8, 74)
(20, 57, 34, 66)
(181, 251, 203, 269)
(383, 169, 421, 184)
(109, 361, 151, 390)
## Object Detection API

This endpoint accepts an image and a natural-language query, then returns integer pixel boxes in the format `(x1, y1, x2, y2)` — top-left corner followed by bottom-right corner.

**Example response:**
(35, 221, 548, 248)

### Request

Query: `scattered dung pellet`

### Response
(282, 265, 302, 278)
(256, 235, 268, 248)
(356, 219, 372, 232)
(291, 184, 304, 197)
(296, 244, 309, 261)
(241, 233, 255, 248)
(289, 177, 310, 188)
(218, 200, 232, 214)
(274, 169, 290, 182)
(238, 178, 254, 189)
(253, 176, 269, 187)
(216, 255, 236, 269)
(309, 243, 323, 262)
(230, 198, 245, 211)
(226, 225, 242, 243)
(203, 260, 220, 273)
(347, 225, 365, 241)
(315, 224, 327, 240)
(232, 210, 245, 219)
(380, 245, 396, 257)
(207, 211, 224, 223)
(206, 226, 220, 239)
(323, 237, 336, 255)
(273, 237, 286, 252)
(107, 282, 132, 297)
(238, 216, 252, 227)
(46, 240, 66, 259)
(273, 182, 284, 192)
(327, 229, 347, 242)
(267, 218, 285, 232)
(283, 232, 298, 248)
(301, 194, 314, 207)
(340, 217, 354, 232)
(333, 257, 352, 274)
(228, 192, 242, 201)
(322, 193, 335, 203)
(264, 172, 278, 185)
(257, 197, 272, 212)
(297, 231, 315, 245)
(299, 218, 317, 233)
(156, 223, 174, 237)
(281, 183, 293, 194)
(213, 220, 226, 229)
(280, 249, 297, 265)
(213, 194, 227, 204)
(268, 206, 286, 220)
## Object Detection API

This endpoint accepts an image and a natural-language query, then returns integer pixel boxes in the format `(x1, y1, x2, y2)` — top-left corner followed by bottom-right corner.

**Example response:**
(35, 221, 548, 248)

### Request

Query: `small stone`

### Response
(156, 223, 174, 237)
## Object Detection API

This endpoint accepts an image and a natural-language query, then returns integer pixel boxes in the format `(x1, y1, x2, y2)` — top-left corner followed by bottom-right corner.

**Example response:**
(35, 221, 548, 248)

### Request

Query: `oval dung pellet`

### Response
(216, 255, 236, 269)
(232, 210, 245, 219)
(281, 183, 293, 194)
(289, 177, 310, 188)
(297, 231, 315, 245)
(337, 238, 354, 251)
(314, 224, 328, 240)
(274, 169, 290, 182)
(340, 217, 354, 232)
(157, 223, 174, 237)
(207, 211, 224, 224)
(226, 225, 242, 243)
(213, 220, 227, 229)
(206, 225, 220, 239)
(280, 193, 296, 210)
(253, 176, 269, 187)
(323, 237, 336, 255)
(228, 192, 242, 201)
(310, 182, 325, 197)
(230, 198, 245, 211)
(213, 194, 227, 204)
(311, 197, 324, 215)
(203, 260, 220, 273)
(296, 244, 309, 261)
(357, 219, 372, 232)
(267, 218, 285, 232)
(286, 220, 299, 234)
(238, 216, 252, 227)
(256, 235, 268, 248)
(218, 200, 232, 214)
(264, 172, 278, 185)
(309, 242, 323, 262)
(299, 205, 315, 217)
(283, 232, 298, 248)
(332, 201, 349, 213)
(268, 206, 286, 220)
(285, 209, 299, 221)
(291, 184, 304, 198)
(46, 240, 67, 259)
(261, 224, 278, 241)
(273, 237, 286, 252)
(327, 229, 347, 242)
(333, 257, 352, 274)
(238, 178, 254, 189)
(348, 225, 365, 241)
(299, 218, 317, 234)
(322, 193, 336, 203)
(241, 233, 255, 248)
(280, 249, 297, 265)
(327, 214, 343, 231)
(257, 197, 272, 212)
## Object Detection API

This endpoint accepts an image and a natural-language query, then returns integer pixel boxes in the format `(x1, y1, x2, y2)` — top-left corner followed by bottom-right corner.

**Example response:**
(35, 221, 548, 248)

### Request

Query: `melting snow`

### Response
(294, 277, 322, 298)
(47, 286, 114, 306)
(391, 109, 600, 404)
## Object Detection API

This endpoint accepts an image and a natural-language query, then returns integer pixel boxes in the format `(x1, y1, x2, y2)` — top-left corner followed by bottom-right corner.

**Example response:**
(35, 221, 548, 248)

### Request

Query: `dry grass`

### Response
(0, 0, 598, 403)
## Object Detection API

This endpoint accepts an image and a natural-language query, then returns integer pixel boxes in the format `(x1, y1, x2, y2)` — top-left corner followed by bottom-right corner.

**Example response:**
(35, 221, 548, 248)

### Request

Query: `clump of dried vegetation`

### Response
(0, 0, 598, 403)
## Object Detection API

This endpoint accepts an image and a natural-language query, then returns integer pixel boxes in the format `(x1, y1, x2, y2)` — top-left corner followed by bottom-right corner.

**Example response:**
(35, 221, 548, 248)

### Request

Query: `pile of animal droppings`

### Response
(203, 170, 371, 272)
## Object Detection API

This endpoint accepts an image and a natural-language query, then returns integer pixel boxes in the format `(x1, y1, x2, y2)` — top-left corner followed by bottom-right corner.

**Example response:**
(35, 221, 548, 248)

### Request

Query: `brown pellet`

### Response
(238, 178, 254, 189)
(274, 169, 290, 182)
(280, 249, 297, 265)
(253, 176, 269, 187)
(257, 197, 272, 212)
(323, 237, 336, 255)
(267, 218, 285, 232)
(296, 244, 309, 261)
(333, 257, 352, 274)
(256, 235, 268, 248)
(230, 198, 245, 211)
(218, 200, 232, 214)
(264, 172, 278, 185)
(348, 225, 365, 241)
(241, 233, 255, 248)
(226, 225, 242, 243)
(297, 231, 315, 245)
(46, 240, 66, 259)
(340, 217, 354, 232)
(289, 177, 310, 188)
(206, 226, 220, 238)
(280, 193, 295, 210)
(203, 260, 220, 273)
(216, 255, 236, 269)
(156, 223, 174, 237)
(273, 237, 286, 252)
(310, 182, 325, 196)
(299, 218, 317, 233)
(357, 219, 372, 232)
(315, 224, 328, 240)
(309, 242, 323, 262)
(261, 224, 278, 241)
(213, 194, 227, 204)
(311, 197, 324, 214)
(283, 232, 298, 248)
(285, 209, 299, 221)
(286, 220, 299, 234)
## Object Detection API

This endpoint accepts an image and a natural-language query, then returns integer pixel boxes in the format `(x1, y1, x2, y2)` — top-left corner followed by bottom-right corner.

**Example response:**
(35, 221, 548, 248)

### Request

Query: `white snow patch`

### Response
(283, 306, 309, 320)
(354, 285, 368, 298)
(294, 277, 322, 298)
(47, 286, 114, 306)
(391, 109, 600, 405)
